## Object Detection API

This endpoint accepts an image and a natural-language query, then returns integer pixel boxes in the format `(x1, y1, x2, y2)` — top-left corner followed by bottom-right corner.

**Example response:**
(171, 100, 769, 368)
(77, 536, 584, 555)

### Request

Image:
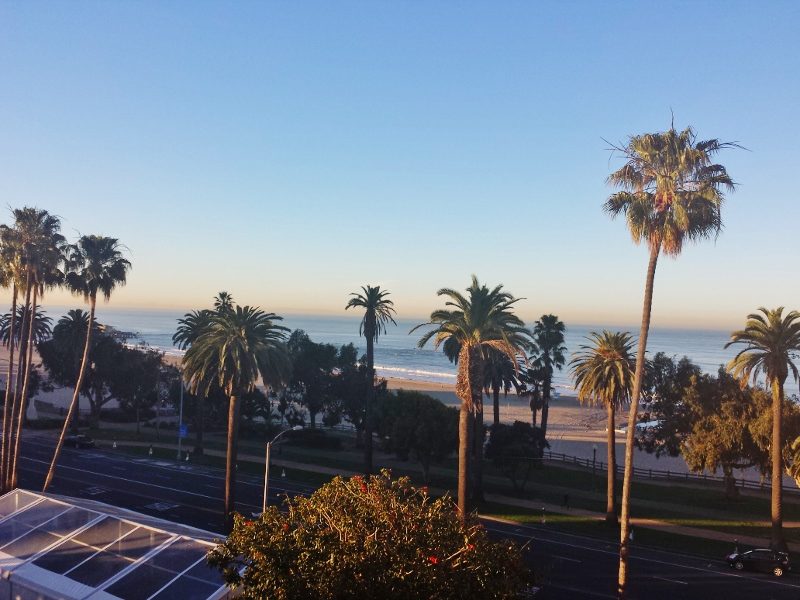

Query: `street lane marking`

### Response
(483, 526, 800, 590)
(653, 576, 688, 585)
(551, 555, 582, 563)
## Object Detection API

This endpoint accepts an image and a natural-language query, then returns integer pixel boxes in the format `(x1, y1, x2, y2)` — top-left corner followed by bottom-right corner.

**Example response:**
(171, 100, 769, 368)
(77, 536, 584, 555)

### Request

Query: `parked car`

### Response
(726, 549, 790, 577)
(63, 434, 96, 449)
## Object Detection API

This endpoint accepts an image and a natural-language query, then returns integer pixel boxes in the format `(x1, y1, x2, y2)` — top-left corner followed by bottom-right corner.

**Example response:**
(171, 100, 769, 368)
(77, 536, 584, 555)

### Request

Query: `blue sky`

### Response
(0, 1, 798, 329)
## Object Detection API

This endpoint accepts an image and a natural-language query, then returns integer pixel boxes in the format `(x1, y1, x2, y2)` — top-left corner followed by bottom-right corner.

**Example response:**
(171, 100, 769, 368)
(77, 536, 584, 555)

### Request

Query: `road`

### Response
(15, 435, 800, 599)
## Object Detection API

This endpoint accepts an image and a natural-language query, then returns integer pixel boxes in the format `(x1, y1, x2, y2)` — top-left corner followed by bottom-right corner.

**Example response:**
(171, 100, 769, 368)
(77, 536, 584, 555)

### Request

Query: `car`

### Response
(726, 549, 790, 577)
(63, 434, 96, 449)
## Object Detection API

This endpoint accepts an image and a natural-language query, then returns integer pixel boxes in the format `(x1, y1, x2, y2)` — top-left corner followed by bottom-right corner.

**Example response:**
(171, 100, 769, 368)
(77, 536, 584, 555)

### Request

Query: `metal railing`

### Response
(537, 450, 800, 495)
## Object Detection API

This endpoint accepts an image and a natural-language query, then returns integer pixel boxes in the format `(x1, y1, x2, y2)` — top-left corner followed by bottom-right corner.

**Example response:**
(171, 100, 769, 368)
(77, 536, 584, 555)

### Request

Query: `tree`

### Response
(517, 364, 545, 429)
(0, 226, 22, 494)
(680, 369, 782, 500)
(182, 304, 290, 525)
(0, 304, 52, 347)
(375, 390, 458, 483)
(208, 471, 531, 599)
(726, 307, 800, 551)
(605, 125, 737, 596)
(635, 353, 701, 457)
(413, 276, 529, 517)
(571, 331, 635, 523)
(174, 308, 214, 454)
(483, 348, 518, 427)
(108, 345, 164, 434)
(345, 285, 396, 474)
(530, 314, 566, 438)
(43, 235, 130, 492)
(286, 330, 338, 428)
(485, 421, 547, 493)
(7, 208, 65, 491)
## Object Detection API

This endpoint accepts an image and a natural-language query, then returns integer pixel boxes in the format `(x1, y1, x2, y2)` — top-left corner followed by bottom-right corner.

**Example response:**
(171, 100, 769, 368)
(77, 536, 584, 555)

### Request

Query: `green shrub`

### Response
(209, 471, 531, 599)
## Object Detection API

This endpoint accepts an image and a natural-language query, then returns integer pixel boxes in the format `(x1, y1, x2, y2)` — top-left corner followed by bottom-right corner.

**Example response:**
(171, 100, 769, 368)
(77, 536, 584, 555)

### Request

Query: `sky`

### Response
(0, 1, 798, 330)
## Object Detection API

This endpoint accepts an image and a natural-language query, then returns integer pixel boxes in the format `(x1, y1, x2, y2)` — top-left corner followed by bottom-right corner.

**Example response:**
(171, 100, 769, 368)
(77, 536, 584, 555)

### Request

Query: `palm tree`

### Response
(182, 305, 289, 525)
(530, 314, 566, 438)
(0, 305, 52, 347)
(173, 298, 230, 455)
(7, 208, 64, 490)
(413, 276, 529, 517)
(726, 308, 800, 551)
(483, 348, 518, 427)
(571, 331, 635, 523)
(43, 235, 130, 492)
(605, 125, 737, 597)
(345, 285, 396, 474)
(0, 235, 18, 492)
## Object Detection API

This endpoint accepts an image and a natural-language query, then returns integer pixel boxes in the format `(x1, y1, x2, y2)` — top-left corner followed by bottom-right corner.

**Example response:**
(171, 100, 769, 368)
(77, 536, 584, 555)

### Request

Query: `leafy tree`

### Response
(529, 314, 566, 438)
(635, 353, 701, 457)
(375, 390, 458, 483)
(571, 331, 635, 522)
(680, 369, 782, 500)
(727, 307, 800, 550)
(413, 276, 529, 517)
(516, 364, 546, 429)
(209, 471, 531, 599)
(605, 125, 737, 594)
(108, 345, 163, 434)
(345, 285, 396, 474)
(485, 421, 548, 493)
(182, 304, 290, 525)
(43, 235, 130, 491)
(287, 330, 338, 428)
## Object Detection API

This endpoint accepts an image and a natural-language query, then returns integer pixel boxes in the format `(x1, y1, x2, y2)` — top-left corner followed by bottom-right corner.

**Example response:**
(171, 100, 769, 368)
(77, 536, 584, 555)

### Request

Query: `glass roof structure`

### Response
(0, 490, 231, 600)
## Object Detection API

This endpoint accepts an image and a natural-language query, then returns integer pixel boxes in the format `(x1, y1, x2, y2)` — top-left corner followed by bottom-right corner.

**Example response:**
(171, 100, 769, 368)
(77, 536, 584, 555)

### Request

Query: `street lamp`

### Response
(263, 426, 303, 513)
(592, 444, 598, 489)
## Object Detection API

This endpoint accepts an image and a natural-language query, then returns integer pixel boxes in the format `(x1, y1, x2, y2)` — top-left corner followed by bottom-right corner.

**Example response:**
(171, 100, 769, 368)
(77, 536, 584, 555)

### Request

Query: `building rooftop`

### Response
(0, 489, 231, 600)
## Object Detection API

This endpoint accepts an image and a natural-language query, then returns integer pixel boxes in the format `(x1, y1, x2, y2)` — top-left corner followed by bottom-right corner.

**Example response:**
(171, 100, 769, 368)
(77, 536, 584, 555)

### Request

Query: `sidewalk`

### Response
(97, 437, 800, 552)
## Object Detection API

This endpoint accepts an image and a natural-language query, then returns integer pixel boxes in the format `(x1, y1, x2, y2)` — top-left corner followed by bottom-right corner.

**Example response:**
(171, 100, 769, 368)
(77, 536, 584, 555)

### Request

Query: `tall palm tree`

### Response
(7, 208, 64, 490)
(213, 291, 235, 313)
(345, 285, 396, 474)
(571, 331, 635, 523)
(726, 308, 800, 551)
(605, 125, 737, 597)
(530, 314, 566, 437)
(43, 235, 130, 492)
(483, 348, 518, 427)
(413, 276, 529, 517)
(0, 235, 17, 492)
(182, 305, 289, 525)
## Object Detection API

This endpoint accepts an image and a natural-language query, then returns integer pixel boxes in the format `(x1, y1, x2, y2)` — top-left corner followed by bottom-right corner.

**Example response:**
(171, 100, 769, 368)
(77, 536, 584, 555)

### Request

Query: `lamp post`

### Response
(592, 443, 597, 490)
(263, 426, 303, 513)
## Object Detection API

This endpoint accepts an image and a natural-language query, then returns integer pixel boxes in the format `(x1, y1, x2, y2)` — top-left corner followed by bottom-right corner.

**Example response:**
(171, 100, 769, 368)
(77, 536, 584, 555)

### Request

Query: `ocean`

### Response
(73, 308, 739, 393)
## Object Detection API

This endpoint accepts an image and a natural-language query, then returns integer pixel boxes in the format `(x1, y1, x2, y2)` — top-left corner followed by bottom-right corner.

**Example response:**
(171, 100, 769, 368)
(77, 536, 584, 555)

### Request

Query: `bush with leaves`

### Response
(209, 471, 531, 600)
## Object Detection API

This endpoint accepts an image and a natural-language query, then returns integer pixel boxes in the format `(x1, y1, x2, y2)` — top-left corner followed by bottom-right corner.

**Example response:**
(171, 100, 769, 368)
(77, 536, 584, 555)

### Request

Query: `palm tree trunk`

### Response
(771, 378, 786, 551)
(492, 383, 500, 427)
(194, 394, 205, 455)
(224, 393, 240, 530)
(43, 295, 97, 492)
(606, 402, 617, 524)
(10, 285, 37, 489)
(540, 374, 552, 438)
(472, 397, 484, 503)
(0, 285, 17, 492)
(364, 333, 374, 475)
(6, 281, 30, 491)
(618, 243, 659, 599)
(455, 344, 479, 519)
